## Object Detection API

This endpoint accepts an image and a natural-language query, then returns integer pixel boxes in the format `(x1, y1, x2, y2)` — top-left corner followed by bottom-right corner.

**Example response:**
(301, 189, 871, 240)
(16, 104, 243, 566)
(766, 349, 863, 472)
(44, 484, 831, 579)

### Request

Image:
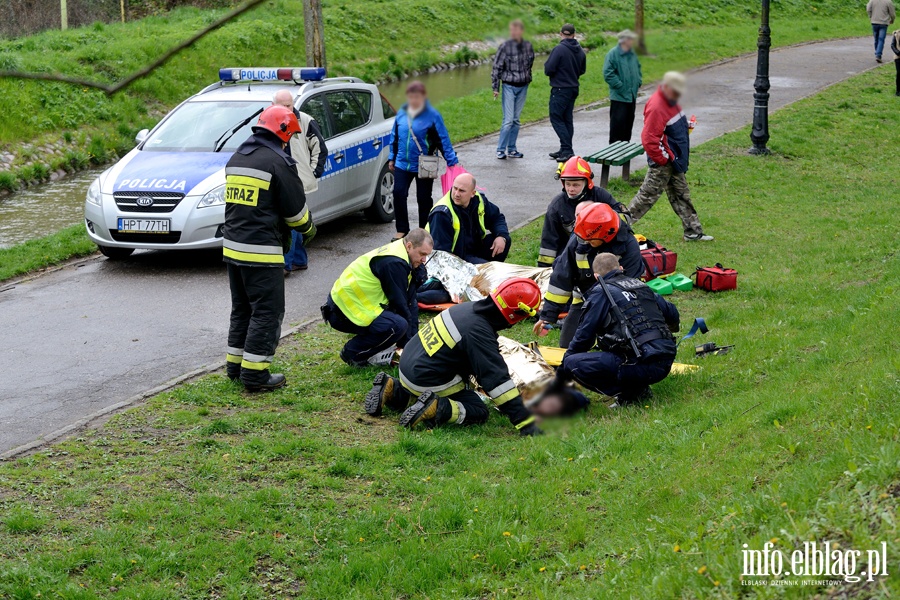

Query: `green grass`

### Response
(0, 224, 95, 281)
(1, 65, 899, 598)
(0, 0, 863, 161)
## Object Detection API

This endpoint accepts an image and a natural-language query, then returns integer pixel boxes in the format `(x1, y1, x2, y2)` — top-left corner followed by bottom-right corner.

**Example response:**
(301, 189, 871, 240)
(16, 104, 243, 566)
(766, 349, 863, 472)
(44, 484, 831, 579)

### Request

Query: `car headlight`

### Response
(198, 184, 226, 208)
(85, 178, 102, 206)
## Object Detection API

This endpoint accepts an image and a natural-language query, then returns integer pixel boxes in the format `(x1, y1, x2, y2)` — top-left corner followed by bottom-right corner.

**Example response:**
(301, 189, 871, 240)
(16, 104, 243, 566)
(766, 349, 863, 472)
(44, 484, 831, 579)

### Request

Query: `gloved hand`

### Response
(518, 422, 544, 437)
(301, 221, 317, 246)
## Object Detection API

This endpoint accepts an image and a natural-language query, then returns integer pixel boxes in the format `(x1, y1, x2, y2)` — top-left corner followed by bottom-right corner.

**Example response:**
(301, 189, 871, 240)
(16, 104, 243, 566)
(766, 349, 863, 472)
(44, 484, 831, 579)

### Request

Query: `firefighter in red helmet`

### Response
(364, 278, 544, 435)
(223, 105, 317, 392)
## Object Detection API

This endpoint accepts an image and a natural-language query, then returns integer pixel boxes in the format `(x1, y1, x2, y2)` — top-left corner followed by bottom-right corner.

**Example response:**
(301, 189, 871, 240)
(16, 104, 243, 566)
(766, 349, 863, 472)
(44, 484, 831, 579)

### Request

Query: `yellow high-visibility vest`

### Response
(330, 239, 411, 327)
(426, 192, 487, 252)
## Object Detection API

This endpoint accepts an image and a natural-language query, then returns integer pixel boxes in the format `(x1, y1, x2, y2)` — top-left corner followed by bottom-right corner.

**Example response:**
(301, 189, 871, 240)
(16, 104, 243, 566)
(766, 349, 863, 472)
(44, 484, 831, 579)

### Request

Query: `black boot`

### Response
(364, 372, 408, 416)
(226, 365, 242, 382)
(399, 391, 451, 429)
(243, 373, 287, 393)
(615, 386, 653, 406)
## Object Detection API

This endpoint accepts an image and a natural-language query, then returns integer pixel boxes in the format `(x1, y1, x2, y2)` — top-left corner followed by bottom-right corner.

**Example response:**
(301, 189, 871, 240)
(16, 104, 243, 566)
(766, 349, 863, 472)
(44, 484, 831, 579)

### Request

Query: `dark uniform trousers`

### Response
(323, 296, 410, 366)
(226, 264, 285, 385)
(393, 385, 491, 426)
(559, 341, 675, 401)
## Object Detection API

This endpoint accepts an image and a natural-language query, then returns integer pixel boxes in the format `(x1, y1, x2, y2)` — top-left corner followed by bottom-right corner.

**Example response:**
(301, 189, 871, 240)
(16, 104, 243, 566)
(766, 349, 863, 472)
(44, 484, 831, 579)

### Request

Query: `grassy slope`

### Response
(0, 0, 861, 154)
(1, 66, 898, 598)
(0, 224, 96, 281)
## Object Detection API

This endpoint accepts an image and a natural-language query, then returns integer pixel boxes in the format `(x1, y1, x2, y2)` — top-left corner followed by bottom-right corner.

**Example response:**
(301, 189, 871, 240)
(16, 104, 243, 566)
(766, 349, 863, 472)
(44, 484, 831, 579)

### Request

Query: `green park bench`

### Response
(584, 141, 645, 187)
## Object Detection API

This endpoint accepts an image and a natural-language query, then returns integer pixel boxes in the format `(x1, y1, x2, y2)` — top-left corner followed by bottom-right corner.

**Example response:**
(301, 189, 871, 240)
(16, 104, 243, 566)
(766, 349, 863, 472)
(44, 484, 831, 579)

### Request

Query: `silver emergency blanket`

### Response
(469, 336, 555, 403)
(424, 251, 553, 302)
(424, 251, 479, 302)
(469, 262, 553, 301)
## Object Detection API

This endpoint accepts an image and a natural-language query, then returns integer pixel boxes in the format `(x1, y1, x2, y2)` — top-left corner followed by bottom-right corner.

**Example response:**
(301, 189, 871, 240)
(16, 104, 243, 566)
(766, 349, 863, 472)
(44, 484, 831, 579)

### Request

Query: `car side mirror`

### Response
(135, 129, 149, 145)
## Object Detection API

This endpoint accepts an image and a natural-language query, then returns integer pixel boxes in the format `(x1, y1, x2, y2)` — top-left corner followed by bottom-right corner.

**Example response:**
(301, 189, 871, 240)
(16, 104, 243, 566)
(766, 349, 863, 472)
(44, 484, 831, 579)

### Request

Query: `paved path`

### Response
(0, 37, 883, 455)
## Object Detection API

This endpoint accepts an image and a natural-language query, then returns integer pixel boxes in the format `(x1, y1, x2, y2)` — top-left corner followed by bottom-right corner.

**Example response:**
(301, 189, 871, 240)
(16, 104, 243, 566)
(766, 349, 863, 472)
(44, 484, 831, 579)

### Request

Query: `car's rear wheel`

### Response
(364, 163, 395, 223)
(98, 245, 135, 260)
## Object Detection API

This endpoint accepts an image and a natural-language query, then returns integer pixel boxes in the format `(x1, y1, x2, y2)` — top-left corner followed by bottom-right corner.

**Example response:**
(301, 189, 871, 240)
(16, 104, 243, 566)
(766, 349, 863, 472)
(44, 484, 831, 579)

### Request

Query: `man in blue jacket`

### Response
(418, 173, 511, 304)
(545, 23, 587, 162)
(388, 81, 459, 237)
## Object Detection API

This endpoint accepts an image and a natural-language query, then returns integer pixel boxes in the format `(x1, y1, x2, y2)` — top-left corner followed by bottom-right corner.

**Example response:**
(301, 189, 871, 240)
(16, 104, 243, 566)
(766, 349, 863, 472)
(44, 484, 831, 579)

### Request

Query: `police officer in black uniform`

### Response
(364, 277, 543, 436)
(557, 253, 680, 405)
(534, 202, 643, 349)
(223, 105, 316, 391)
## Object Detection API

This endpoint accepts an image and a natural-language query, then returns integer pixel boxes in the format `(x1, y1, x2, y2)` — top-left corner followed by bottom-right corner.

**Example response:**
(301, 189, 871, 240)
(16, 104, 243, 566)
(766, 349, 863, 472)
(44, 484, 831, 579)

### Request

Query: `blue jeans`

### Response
(497, 83, 529, 153)
(283, 231, 308, 269)
(548, 86, 579, 156)
(873, 23, 888, 59)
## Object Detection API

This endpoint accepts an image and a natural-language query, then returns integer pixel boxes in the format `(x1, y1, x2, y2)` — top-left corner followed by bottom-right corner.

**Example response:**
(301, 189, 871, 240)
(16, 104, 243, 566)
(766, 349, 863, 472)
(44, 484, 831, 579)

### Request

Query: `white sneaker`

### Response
(684, 233, 714, 242)
(366, 346, 398, 366)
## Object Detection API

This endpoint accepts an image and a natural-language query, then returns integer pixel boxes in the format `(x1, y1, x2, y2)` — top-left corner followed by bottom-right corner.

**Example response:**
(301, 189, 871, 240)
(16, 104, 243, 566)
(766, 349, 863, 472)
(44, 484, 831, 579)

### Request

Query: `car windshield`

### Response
(142, 100, 270, 152)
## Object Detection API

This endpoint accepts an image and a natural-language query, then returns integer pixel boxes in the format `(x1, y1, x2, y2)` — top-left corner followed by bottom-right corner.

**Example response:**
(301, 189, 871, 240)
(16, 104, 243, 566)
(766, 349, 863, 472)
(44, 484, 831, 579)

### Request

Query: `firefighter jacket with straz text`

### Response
(222, 132, 316, 266)
(398, 301, 522, 407)
(540, 222, 644, 323)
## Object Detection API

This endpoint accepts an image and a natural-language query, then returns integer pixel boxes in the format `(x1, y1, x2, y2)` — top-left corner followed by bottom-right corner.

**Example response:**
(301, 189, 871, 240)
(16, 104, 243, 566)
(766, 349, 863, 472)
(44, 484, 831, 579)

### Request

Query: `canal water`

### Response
(0, 168, 103, 248)
(0, 60, 546, 248)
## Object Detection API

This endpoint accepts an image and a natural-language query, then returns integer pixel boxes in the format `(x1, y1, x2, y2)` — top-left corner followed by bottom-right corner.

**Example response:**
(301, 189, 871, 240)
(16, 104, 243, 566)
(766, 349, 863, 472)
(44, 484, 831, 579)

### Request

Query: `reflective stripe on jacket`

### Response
(330, 239, 411, 327)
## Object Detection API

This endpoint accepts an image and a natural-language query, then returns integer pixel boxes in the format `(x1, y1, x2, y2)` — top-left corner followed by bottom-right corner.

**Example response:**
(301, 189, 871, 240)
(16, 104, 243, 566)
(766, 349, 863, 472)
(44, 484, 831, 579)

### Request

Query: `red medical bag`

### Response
(641, 241, 678, 280)
(694, 263, 738, 292)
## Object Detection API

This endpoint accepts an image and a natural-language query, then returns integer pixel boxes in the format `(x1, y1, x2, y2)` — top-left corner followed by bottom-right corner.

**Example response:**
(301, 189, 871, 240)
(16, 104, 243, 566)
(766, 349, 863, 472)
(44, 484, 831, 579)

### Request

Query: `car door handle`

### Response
(372, 140, 382, 148)
(334, 152, 344, 161)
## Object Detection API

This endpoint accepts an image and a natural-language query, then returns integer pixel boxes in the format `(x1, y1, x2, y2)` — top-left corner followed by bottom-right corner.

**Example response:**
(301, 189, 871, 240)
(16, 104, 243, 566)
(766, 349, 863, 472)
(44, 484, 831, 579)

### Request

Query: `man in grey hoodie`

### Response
(867, 0, 896, 62)
(545, 23, 587, 162)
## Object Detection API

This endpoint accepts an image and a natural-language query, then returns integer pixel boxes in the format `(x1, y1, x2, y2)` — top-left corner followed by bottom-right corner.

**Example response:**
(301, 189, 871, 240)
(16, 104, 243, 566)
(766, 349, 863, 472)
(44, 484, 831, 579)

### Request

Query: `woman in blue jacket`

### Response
(388, 81, 459, 238)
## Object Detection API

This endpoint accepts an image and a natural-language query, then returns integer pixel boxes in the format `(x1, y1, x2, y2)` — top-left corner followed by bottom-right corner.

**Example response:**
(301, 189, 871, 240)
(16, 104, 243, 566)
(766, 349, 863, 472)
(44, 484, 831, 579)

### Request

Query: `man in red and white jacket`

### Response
(628, 72, 713, 241)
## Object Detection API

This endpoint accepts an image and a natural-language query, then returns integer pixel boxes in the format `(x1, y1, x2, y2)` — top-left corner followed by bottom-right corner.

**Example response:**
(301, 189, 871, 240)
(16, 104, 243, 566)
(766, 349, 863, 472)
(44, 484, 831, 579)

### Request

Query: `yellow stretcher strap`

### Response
(531, 344, 700, 374)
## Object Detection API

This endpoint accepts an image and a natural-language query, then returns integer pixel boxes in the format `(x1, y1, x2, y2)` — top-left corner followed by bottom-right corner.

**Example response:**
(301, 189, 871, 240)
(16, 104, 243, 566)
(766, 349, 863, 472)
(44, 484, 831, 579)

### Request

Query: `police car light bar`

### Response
(218, 67, 327, 83)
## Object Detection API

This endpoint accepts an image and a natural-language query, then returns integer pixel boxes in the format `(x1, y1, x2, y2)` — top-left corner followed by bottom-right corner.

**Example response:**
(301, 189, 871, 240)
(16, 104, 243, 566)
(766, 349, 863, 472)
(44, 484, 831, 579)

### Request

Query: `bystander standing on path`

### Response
(545, 23, 586, 162)
(867, 0, 896, 62)
(603, 30, 643, 144)
(892, 28, 900, 94)
(628, 72, 713, 242)
(492, 19, 535, 160)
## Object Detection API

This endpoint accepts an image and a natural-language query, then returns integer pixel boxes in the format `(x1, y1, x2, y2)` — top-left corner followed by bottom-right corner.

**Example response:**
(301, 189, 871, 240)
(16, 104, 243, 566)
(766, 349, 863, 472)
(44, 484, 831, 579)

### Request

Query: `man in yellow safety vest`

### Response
(322, 229, 433, 367)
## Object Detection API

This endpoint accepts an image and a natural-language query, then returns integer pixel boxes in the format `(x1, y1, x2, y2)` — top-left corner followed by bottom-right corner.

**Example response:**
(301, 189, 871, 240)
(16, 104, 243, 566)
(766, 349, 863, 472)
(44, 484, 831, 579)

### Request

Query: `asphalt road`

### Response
(0, 37, 882, 455)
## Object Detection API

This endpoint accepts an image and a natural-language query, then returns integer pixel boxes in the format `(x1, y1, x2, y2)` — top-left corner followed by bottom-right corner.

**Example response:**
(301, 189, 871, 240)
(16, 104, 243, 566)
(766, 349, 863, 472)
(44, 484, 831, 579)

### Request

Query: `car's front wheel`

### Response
(364, 163, 395, 223)
(97, 245, 135, 260)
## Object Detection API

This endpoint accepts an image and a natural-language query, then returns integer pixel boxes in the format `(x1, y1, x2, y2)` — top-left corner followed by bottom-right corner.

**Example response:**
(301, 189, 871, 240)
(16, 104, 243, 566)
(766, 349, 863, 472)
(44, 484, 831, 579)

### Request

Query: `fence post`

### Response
(121, 0, 126, 23)
(60, 0, 68, 30)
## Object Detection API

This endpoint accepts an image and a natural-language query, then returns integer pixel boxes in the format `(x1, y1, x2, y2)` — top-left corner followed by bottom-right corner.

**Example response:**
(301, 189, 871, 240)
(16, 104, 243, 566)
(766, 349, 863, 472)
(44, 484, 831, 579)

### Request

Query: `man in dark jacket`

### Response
(545, 23, 587, 162)
(492, 19, 535, 159)
(365, 278, 543, 436)
(427, 173, 511, 264)
(556, 253, 680, 405)
(324, 229, 433, 367)
(533, 203, 643, 349)
(603, 30, 643, 144)
(223, 106, 316, 392)
(628, 72, 713, 241)
(538, 156, 627, 267)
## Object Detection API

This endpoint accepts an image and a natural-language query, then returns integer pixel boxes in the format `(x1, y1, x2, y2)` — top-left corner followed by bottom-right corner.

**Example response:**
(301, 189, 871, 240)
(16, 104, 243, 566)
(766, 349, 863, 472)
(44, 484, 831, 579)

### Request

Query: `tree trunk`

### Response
(60, 0, 67, 30)
(303, 0, 327, 69)
(635, 0, 647, 55)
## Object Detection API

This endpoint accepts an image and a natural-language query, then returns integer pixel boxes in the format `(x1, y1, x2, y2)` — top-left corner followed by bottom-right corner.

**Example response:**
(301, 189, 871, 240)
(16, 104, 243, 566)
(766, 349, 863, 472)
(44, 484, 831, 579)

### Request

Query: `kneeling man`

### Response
(557, 253, 680, 405)
(323, 229, 432, 367)
(365, 278, 543, 436)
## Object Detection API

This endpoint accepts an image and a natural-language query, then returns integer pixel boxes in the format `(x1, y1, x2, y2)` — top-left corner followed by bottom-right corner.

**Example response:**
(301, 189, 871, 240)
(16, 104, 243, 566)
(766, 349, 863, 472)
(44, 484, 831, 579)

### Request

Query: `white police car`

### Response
(84, 67, 397, 258)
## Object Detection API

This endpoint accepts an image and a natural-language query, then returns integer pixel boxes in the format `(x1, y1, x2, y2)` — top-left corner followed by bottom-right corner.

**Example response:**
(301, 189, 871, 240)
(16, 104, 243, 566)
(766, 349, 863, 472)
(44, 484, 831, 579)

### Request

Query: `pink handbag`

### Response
(441, 164, 469, 195)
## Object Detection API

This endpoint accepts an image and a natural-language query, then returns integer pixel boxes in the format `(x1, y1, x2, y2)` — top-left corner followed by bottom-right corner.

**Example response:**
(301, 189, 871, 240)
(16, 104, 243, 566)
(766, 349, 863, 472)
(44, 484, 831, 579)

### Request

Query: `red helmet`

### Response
(574, 203, 620, 243)
(557, 156, 594, 190)
(253, 105, 301, 143)
(490, 277, 542, 326)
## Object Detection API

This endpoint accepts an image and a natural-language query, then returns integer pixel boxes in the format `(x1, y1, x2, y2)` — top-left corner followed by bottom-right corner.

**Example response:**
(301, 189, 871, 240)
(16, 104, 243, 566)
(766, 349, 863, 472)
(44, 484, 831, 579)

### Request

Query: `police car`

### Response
(84, 67, 397, 259)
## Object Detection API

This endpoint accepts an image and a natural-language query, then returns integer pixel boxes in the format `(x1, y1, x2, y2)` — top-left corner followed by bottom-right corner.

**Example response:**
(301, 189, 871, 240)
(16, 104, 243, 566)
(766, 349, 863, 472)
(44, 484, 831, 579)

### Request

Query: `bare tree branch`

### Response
(0, 0, 270, 95)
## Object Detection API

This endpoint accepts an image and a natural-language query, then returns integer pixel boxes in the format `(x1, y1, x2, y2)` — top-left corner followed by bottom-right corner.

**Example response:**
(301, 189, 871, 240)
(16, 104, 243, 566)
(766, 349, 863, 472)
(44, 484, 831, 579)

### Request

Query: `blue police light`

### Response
(218, 67, 327, 82)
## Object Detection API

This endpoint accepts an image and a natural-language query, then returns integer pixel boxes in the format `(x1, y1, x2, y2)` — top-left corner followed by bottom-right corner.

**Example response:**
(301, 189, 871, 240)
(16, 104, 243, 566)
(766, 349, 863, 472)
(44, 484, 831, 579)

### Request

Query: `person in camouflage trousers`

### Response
(629, 72, 713, 242)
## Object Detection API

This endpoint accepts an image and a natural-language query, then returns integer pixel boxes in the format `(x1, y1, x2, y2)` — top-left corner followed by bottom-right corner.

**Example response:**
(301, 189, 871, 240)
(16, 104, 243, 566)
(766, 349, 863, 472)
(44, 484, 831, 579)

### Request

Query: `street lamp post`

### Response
(749, 0, 771, 155)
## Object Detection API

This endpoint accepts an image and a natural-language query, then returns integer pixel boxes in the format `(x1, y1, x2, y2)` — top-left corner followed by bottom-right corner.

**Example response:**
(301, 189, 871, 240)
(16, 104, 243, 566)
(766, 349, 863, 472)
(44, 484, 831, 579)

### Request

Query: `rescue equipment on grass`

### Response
(693, 263, 738, 292)
(641, 240, 678, 280)
(695, 342, 734, 357)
